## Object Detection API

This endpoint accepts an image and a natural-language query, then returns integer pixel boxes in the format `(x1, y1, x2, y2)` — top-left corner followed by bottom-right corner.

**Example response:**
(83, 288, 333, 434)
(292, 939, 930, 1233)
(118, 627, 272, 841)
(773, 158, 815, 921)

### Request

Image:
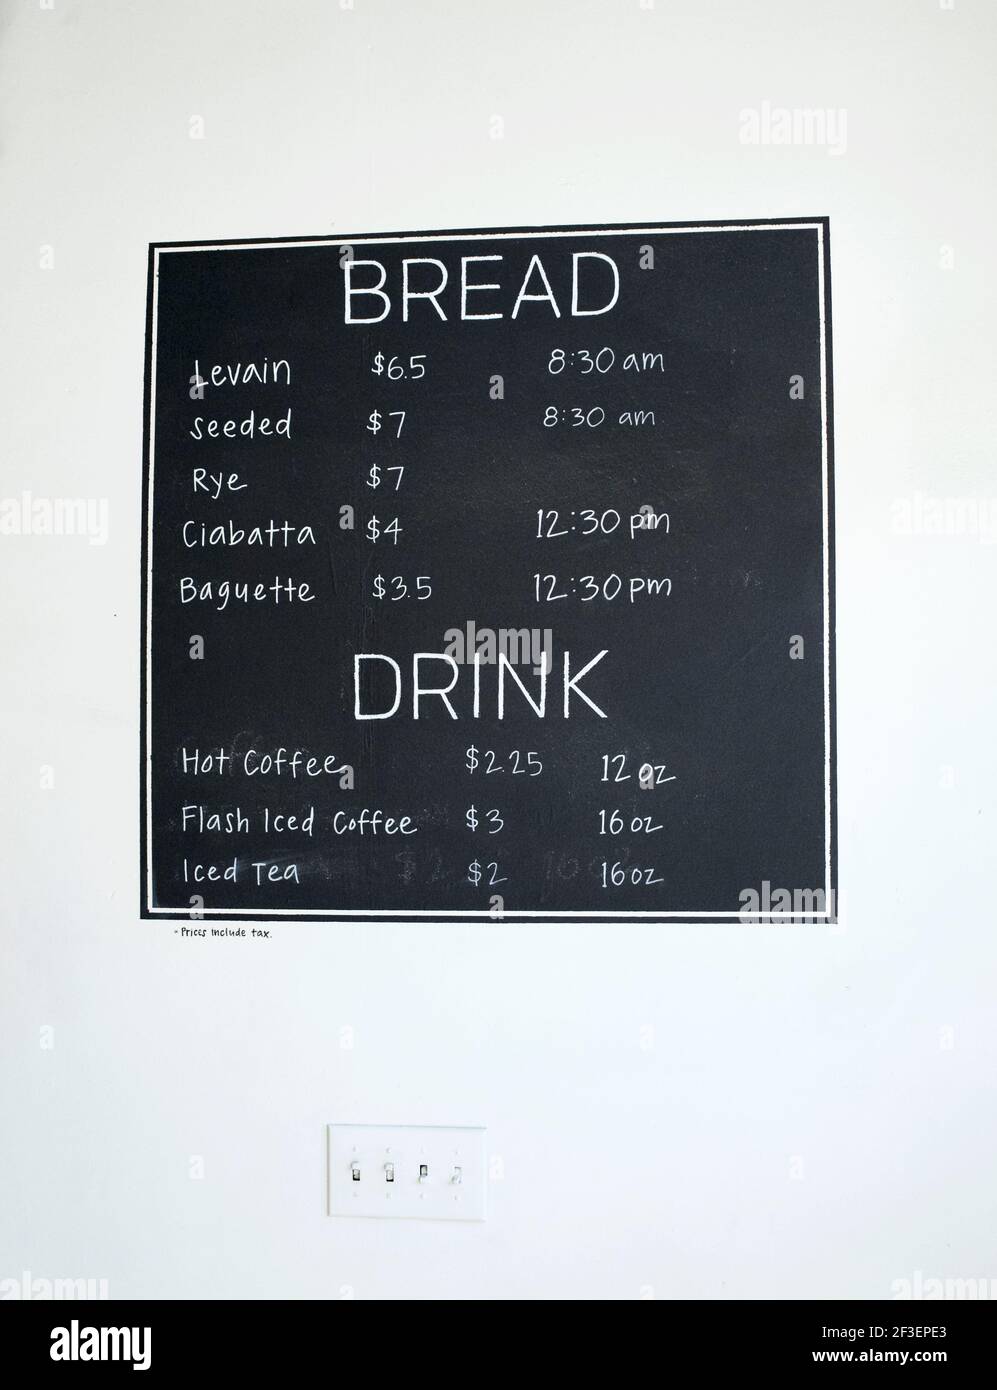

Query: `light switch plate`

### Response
(327, 1124, 487, 1221)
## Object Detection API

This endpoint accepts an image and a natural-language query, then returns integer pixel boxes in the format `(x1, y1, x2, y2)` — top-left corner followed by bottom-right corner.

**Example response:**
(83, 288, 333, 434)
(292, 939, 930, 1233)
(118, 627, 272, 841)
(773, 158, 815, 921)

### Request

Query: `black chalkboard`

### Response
(141, 220, 836, 923)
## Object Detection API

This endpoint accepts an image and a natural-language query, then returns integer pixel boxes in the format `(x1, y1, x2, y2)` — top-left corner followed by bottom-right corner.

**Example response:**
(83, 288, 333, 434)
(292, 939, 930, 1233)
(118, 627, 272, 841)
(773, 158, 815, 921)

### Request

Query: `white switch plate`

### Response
(327, 1124, 487, 1222)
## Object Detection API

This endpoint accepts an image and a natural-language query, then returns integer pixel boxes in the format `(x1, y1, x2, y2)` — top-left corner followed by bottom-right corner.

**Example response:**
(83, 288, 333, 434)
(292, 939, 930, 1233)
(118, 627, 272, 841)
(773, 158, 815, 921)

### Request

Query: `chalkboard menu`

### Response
(142, 220, 836, 923)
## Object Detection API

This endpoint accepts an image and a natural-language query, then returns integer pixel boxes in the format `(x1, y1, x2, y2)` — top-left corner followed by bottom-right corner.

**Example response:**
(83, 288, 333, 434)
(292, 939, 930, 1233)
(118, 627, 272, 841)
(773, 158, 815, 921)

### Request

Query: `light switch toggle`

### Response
(451, 1165, 462, 1185)
(418, 1164, 429, 1183)
(384, 1162, 394, 1183)
(350, 1161, 361, 1182)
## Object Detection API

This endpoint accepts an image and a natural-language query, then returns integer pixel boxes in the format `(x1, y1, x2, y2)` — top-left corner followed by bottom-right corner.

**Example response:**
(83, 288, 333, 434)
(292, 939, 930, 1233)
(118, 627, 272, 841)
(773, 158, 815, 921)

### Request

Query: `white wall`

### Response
(1, 0, 995, 1300)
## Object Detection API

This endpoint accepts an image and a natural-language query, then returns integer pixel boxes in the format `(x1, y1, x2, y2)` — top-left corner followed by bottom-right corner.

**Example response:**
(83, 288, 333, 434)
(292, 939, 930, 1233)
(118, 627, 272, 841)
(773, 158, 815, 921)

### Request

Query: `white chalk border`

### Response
(141, 220, 836, 922)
